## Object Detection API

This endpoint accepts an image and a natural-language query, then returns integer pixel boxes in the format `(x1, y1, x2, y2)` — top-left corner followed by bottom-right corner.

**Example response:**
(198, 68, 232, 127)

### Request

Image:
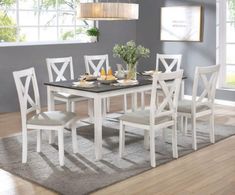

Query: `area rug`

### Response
(0, 113, 235, 195)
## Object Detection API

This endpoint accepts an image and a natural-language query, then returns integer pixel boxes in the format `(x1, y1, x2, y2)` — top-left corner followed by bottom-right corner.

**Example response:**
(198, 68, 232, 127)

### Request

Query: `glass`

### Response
(40, 26, 57, 41)
(0, 27, 18, 42)
(58, 11, 75, 26)
(40, 11, 57, 26)
(58, 0, 75, 10)
(226, 44, 235, 64)
(0, 0, 16, 10)
(58, 27, 75, 40)
(19, 11, 38, 26)
(226, 65, 235, 86)
(19, 27, 38, 42)
(0, 11, 17, 27)
(40, 0, 56, 10)
(76, 19, 93, 26)
(226, 22, 235, 42)
(19, 0, 38, 10)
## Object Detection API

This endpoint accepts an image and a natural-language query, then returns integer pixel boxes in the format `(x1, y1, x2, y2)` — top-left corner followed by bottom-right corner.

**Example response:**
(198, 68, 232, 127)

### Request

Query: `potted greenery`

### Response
(86, 27, 100, 42)
(113, 40, 150, 80)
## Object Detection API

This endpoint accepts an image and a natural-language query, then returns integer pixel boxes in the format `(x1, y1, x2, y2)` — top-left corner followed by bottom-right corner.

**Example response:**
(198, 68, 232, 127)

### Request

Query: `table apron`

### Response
(46, 85, 152, 99)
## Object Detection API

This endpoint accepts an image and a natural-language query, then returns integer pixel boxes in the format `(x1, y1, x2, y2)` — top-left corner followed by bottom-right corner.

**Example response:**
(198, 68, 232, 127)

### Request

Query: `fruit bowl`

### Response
(97, 76, 117, 84)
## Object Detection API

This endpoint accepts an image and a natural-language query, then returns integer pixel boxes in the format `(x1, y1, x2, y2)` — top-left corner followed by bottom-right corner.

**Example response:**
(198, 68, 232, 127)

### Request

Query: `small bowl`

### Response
(97, 77, 117, 84)
(80, 75, 97, 81)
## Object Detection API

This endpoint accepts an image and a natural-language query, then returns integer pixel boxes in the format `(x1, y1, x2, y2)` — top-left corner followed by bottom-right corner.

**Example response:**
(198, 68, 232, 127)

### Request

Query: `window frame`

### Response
(0, 0, 96, 46)
(217, 0, 235, 88)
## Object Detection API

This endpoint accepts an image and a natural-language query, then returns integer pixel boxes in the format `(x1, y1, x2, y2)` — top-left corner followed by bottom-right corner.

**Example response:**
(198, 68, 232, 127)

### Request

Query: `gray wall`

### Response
(0, 21, 136, 112)
(137, 0, 235, 101)
(1, 0, 235, 113)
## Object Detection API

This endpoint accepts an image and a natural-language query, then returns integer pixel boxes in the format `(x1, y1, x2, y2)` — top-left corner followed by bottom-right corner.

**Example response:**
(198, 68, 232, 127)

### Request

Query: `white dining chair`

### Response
(84, 54, 109, 77)
(141, 54, 182, 110)
(178, 65, 220, 150)
(119, 70, 183, 167)
(84, 54, 111, 114)
(46, 57, 88, 112)
(13, 67, 78, 166)
(156, 54, 182, 72)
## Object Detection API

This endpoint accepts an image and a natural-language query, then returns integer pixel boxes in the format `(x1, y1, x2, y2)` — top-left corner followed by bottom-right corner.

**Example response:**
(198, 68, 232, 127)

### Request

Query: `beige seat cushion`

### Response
(178, 100, 210, 113)
(120, 110, 172, 125)
(54, 92, 82, 99)
(27, 111, 76, 126)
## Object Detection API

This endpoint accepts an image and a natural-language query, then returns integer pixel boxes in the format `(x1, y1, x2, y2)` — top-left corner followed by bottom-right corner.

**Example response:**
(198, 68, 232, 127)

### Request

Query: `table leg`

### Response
(47, 86, 55, 144)
(94, 96, 102, 160)
(131, 92, 138, 112)
(123, 94, 127, 113)
(180, 80, 185, 100)
(141, 91, 145, 110)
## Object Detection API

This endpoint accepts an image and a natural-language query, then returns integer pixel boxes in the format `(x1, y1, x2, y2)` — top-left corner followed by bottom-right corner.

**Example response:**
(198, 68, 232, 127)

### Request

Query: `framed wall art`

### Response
(160, 6, 203, 42)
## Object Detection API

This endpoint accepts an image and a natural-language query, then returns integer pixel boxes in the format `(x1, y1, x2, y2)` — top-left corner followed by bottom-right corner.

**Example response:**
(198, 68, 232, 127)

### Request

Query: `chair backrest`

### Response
(156, 54, 182, 72)
(46, 57, 74, 82)
(84, 54, 109, 76)
(150, 70, 183, 124)
(192, 65, 220, 109)
(13, 67, 41, 127)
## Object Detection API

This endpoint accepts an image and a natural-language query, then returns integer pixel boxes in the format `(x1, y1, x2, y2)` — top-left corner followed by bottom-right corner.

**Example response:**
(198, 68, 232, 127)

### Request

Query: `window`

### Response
(0, 0, 95, 45)
(217, 0, 235, 88)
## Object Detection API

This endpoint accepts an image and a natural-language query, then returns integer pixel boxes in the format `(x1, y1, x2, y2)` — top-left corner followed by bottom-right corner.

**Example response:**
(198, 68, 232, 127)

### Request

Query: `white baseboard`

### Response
(184, 95, 235, 107)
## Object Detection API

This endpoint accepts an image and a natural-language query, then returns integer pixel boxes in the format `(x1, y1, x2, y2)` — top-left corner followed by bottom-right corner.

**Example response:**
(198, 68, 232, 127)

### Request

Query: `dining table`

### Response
(45, 75, 186, 161)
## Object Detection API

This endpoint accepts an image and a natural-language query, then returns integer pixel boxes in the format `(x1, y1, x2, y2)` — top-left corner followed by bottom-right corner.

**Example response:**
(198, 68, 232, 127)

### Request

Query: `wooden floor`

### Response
(0, 97, 235, 195)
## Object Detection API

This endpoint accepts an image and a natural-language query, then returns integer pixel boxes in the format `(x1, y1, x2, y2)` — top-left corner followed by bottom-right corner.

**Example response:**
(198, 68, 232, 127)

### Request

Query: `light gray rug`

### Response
(0, 113, 235, 195)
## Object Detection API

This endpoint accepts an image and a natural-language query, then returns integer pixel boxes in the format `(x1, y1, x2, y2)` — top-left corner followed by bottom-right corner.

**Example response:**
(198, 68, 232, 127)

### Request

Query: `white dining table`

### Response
(45, 76, 185, 160)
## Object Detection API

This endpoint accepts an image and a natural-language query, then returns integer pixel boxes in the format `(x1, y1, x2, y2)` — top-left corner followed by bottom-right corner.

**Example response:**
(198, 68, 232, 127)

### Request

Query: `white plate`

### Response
(142, 70, 161, 76)
(79, 75, 97, 81)
(73, 81, 95, 88)
(142, 70, 155, 76)
(116, 80, 139, 86)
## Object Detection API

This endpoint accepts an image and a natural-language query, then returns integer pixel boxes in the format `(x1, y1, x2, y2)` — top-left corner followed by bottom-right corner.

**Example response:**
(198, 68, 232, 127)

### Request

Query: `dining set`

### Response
(13, 53, 220, 167)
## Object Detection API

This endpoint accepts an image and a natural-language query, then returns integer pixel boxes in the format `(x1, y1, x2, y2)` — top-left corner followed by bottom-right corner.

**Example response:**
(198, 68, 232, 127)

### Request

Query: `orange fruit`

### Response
(108, 67, 113, 75)
(101, 67, 106, 76)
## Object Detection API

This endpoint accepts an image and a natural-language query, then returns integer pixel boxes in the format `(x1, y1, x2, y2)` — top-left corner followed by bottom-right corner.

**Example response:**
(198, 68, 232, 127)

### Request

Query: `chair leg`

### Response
(106, 98, 110, 113)
(22, 127, 28, 163)
(102, 98, 107, 117)
(119, 120, 125, 158)
(184, 117, 188, 135)
(66, 100, 71, 112)
(144, 130, 150, 150)
(172, 121, 178, 158)
(123, 94, 127, 113)
(141, 92, 145, 110)
(210, 113, 215, 143)
(192, 116, 197, 150)
(72, 125, 78, 154)
(71, 101, 75, 112)
(37, 129, 42, 153)
(180, 116, 184, 134)
(150, 127, 156, 167)
(58, 128, 65, 166)
(162, 128, 167, 142)
(88, 99, 94, 123)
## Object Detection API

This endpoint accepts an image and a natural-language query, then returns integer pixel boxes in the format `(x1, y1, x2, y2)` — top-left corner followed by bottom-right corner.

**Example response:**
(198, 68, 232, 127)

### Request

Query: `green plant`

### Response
(113, 40, 150, 65)
(0, 11, 25, 42)
(86, 27, 100, 37)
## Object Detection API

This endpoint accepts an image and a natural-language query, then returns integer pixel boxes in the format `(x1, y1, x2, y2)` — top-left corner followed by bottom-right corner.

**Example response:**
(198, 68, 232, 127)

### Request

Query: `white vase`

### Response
(90, 36, 97, 42)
